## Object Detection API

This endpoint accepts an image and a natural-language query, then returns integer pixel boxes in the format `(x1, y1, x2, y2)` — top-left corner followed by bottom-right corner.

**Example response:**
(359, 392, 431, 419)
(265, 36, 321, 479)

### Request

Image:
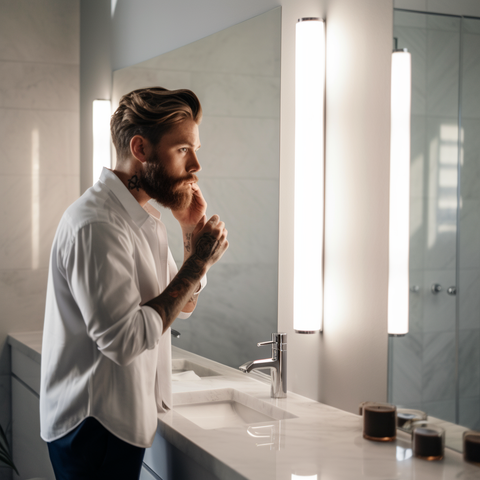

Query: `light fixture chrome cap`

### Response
(297, 17, 322, 23)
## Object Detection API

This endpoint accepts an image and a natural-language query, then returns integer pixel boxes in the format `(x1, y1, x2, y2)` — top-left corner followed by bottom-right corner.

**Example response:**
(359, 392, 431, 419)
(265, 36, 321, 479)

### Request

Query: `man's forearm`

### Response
(145, 254, 207, 333)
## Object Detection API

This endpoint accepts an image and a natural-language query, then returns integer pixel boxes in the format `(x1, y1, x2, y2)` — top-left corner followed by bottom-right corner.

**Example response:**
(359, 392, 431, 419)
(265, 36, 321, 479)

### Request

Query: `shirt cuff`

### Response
(177, 274, 207, 320)
(142, 305, 164, 347)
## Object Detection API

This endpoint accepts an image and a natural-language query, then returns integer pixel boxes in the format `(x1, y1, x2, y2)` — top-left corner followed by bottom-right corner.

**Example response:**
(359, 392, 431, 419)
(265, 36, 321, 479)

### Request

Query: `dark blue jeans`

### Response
(47, 417, 145, 480)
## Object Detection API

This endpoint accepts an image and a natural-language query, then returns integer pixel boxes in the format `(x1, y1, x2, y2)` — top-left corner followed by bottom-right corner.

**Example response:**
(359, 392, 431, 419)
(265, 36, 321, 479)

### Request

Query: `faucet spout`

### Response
(238, 333, 287, 399)
(239, 358, 276, 374)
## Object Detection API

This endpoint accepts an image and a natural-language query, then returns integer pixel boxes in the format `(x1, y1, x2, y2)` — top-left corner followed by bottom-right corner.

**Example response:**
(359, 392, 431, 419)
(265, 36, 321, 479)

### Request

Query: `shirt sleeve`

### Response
(64, 221, 164, 367)
(167, 248, 207, 320)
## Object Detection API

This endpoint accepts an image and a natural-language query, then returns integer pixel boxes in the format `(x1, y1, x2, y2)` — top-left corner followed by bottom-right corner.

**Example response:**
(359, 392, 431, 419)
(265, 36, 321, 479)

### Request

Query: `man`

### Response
(40, 87, 228, 479)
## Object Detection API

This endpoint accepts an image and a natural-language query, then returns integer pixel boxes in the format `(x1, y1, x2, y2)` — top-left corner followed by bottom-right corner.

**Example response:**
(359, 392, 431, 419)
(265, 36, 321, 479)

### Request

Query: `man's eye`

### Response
(180, 148, 188, 153)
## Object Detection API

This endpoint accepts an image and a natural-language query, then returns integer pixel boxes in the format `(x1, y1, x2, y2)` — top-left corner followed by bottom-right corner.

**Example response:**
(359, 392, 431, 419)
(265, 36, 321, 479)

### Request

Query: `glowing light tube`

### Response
(294, 18, 325, 334)
(388, 50, 411, 336)
(93, 99, 112, 184)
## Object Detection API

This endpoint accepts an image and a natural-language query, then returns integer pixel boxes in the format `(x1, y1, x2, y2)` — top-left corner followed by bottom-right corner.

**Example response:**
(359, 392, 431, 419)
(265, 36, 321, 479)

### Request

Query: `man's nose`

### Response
(188, 152, 201, 173)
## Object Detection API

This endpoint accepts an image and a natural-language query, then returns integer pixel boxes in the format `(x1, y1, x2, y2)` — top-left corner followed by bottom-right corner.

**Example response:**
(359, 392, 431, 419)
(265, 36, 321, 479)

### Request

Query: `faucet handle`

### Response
(257, 333, 287, 350)
(257, 340, 275, 347)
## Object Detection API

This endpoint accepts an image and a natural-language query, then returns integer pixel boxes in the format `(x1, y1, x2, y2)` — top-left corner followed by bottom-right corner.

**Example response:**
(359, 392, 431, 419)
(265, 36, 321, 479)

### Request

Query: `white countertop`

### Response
(8, 331, 480, 480)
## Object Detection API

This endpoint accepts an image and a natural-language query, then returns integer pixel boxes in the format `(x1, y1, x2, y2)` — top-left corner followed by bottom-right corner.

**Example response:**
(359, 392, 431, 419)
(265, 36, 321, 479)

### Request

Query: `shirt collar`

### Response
(99, 168, 151, 228)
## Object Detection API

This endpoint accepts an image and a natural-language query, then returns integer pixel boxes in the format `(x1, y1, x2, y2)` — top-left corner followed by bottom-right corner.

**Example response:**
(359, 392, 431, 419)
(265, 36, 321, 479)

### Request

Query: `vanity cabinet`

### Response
(143, 429, 219, 480)
(10, 348, 54, 480)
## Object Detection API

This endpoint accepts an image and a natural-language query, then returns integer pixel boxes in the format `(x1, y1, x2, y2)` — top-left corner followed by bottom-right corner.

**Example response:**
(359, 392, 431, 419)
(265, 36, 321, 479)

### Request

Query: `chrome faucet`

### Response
(239, 333, 287, 398)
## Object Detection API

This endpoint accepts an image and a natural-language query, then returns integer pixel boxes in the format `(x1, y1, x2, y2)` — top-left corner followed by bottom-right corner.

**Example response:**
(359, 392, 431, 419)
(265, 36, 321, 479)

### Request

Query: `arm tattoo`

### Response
(184, 233, 192, 254)
(145, 231, 217, 330)
(145, 253, 204, 330)
(127, 175, 141, 192)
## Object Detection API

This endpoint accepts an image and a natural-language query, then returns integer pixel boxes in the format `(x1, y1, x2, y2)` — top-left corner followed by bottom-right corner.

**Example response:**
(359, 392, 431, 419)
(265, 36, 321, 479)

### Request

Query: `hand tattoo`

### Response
(194, 233, 217, 260)
(128, 175, 141, 192)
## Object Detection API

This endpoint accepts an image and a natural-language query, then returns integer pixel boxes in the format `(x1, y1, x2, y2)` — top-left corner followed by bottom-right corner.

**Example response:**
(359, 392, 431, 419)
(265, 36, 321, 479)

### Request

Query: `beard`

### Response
(139, 152, 198, 210)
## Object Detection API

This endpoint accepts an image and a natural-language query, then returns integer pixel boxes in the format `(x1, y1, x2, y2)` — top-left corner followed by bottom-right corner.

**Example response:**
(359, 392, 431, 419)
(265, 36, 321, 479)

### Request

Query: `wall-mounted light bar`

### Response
(388, 48, 411, 336)
(92, 99, 112, 185)
(294, 18, 326, 334)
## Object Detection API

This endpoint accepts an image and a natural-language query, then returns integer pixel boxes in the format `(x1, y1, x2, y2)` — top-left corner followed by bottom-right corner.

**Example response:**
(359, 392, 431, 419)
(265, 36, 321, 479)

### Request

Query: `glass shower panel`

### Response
(458, 16, 480, 432)
(390, 11, 460, 425)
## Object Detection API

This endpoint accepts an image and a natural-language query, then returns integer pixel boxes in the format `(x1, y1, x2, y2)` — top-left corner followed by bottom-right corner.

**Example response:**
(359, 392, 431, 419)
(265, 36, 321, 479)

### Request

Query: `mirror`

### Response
(389, 9, 480, 451)
(112, 8, 281, 368)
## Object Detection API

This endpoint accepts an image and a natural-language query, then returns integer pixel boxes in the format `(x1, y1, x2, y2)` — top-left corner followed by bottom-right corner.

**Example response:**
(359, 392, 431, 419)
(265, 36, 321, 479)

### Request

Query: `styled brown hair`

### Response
(110, 87, 202, 160)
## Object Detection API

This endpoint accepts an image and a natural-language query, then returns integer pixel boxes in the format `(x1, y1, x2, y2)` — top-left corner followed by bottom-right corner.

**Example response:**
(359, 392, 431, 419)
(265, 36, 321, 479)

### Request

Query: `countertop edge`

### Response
(8, 332, 42, 364)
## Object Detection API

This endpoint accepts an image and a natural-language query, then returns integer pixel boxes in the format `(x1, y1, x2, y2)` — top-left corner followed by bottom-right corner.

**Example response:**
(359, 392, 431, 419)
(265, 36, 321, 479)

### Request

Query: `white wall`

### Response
(0, 1, 80, 478)
(81, 0, 393, 414)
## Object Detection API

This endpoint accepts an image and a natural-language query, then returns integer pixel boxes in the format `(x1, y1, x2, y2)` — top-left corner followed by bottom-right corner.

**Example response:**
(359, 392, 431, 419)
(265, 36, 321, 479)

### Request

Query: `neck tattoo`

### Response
(127, 174, 141, 192)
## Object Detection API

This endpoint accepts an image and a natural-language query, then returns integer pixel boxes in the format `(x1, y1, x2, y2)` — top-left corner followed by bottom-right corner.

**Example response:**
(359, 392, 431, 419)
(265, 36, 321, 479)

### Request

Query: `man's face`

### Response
(139, 118, 201, 210)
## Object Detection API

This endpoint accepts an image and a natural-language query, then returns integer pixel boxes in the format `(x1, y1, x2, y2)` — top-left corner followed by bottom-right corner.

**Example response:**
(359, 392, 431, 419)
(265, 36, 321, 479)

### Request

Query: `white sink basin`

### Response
(172, 359, 221, 378)
(173, 388, 297, 430)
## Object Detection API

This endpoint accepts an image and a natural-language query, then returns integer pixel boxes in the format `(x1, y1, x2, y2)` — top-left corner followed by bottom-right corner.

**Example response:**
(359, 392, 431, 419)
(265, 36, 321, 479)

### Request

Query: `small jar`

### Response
(396, 408, 427, 433)
(463, 431, 480, 465)
(412, 423, 445, 461)
(362, 402, 397, 442)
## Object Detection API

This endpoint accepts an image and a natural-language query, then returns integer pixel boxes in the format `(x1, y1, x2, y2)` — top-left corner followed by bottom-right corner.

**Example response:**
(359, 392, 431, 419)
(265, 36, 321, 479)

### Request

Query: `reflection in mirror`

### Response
(389, 9, 480, 452)
(112, 8, 281, 368)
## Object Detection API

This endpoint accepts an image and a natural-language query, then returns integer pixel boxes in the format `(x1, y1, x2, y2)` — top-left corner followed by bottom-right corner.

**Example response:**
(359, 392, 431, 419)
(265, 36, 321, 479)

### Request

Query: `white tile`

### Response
(111, 67, 193, 111)
(426, 30, 460, 117)
(458, 269, 480, 330)
(394, 0, 428, 13)
(461, 119, 480, 200)
(0, 0, 79, 64)
(462, 17, 480, 35)
(422, 331, 456, 402)
(0, 270, 49, 336)
(394, 9, 428, 29)
(459, 329, 480, 398)
(422, 399, 456, 423)
(462, 33, 480, 120)
(390, 332, 423, 405)
(192, 72, 280, 119)
(197, 116, 280, 180)
(426, 14, 461, 33)
(410, 115, 427, 197)
(459, 200, 480, 270)
(0, 109, 79, 176)
(459, 396, 480, 431)
(409, 197, 426, 272)
(172, 263, 278, 369)
(408, 270, 424, 332)
(0, 61, 79, 111)
(422, 269, 457, 332)
(38, 175, 80, 269)
(140, 7, 281, 78)
(0, 175, 79, 269)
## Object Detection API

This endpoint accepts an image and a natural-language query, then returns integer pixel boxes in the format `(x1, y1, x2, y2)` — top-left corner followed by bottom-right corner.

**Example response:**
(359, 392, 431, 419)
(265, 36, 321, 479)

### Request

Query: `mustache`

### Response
(175, 174, 198, 185)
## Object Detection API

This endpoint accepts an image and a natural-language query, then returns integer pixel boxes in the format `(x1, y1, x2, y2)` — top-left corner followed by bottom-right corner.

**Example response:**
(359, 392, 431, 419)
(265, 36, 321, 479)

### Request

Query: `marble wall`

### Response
(112, 8, 281, 369)
(390, 10, 480, 431)
(0, 1, 80, 478)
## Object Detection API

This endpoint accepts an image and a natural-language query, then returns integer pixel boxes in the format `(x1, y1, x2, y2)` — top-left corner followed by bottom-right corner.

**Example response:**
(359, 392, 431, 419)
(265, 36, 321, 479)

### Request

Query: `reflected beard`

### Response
(139, 154, 197, 210)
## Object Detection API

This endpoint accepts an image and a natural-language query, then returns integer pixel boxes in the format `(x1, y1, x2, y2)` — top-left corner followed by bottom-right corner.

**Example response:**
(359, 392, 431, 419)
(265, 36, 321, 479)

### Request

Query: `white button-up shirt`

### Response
(40, 168, 205, 448)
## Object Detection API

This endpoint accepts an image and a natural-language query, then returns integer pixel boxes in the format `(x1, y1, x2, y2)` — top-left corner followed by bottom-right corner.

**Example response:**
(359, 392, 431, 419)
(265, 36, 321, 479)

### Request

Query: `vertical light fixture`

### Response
(294, 18, 326, 334)
(388, 47, 411, 336)
(92, 99, 112, 184)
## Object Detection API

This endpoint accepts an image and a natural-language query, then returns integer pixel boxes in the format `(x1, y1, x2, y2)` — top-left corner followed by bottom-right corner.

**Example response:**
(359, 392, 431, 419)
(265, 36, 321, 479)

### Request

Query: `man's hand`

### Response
(190, 214, 228, 271)
(171, 183, 207, 228)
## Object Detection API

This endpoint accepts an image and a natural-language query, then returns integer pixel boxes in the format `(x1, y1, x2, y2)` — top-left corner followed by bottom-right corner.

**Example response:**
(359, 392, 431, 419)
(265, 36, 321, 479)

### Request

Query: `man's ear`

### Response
(130, 135, 149, 164)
